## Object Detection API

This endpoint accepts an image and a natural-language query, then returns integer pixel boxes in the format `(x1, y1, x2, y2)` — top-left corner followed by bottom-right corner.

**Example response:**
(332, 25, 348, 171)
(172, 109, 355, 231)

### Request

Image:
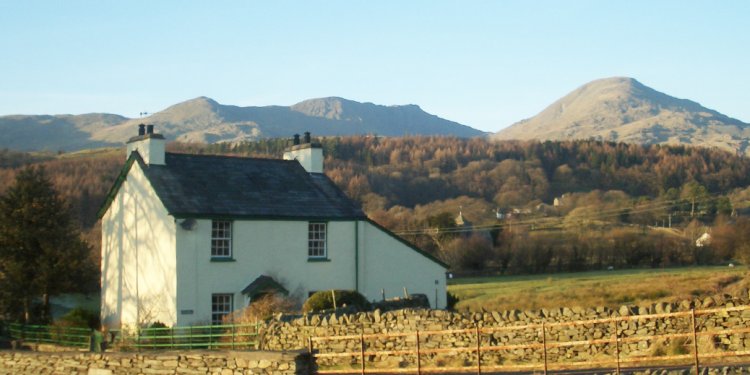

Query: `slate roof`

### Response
(103, 152, 365, 220)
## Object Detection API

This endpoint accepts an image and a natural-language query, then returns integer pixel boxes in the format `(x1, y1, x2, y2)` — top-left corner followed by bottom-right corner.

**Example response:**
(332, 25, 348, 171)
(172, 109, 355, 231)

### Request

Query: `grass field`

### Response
(448, 266, 749, 312)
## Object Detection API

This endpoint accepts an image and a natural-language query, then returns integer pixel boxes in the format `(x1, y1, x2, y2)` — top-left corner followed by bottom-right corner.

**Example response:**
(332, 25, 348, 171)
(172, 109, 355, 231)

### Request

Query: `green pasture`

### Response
(448, 266, 748, 312)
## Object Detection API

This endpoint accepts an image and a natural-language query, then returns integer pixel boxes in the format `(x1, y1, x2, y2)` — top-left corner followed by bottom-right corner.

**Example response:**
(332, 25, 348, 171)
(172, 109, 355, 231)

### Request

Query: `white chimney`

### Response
(283, 131, 323, 173)
(126, 124, 166, 165)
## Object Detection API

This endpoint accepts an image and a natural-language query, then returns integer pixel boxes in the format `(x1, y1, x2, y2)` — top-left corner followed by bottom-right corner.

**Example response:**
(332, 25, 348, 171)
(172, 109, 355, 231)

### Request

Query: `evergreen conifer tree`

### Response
(0, 166, 96, 323)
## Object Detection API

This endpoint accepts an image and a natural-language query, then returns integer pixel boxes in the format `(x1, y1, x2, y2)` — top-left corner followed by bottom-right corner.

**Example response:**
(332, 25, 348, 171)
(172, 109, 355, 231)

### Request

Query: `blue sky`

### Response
(1, 1, 748, 132)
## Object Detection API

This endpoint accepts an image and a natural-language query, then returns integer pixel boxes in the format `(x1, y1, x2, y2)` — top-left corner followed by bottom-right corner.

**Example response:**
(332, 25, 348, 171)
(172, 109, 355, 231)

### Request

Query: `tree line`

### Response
(1, 137, 749, 283)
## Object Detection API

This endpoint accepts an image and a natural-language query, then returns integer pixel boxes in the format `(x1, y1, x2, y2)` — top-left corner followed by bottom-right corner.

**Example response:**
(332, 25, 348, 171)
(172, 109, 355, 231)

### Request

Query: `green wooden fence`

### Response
(8, 322, 260, 351)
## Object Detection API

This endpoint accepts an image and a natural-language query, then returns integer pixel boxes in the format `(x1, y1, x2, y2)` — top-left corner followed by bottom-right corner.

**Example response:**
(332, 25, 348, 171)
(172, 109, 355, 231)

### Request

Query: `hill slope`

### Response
(493, 77, 750, 155)
(0, 97, 484, 151)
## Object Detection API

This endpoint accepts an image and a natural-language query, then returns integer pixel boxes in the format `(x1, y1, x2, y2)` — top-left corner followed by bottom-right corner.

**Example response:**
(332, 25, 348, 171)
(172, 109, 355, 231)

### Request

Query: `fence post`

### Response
(611, 317, 620, 375)
(308, 336, 314, 372)
(360, 333, 366, 375)
(232, 324, 236, 350)
(416, 330, 421, 375)
(189, 325, 193, 350)
(476, 324, 482, 375)
(542, 322, 548, 375)
(691, 308, 700, 375)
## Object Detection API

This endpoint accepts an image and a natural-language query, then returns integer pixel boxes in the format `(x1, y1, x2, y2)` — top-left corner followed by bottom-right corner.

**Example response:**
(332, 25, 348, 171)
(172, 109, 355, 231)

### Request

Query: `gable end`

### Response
(97, 153, 142, 219)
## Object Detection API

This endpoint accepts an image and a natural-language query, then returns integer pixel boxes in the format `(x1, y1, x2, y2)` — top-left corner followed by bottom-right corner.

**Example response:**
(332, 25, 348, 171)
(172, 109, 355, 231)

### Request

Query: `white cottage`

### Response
(99, 126, 447, 328)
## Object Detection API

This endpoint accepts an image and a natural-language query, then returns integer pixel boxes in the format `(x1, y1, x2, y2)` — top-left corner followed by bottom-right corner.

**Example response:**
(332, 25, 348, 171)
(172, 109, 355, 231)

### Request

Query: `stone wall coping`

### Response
(3, 348, 307, 360)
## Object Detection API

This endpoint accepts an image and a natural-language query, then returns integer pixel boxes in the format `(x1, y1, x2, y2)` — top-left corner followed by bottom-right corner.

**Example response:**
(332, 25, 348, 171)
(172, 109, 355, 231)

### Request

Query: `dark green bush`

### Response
(303, 290, 370, 313)
(446, 292, 459, 310)
(54, 307, 100, 329)
(147, 321, 168, 329)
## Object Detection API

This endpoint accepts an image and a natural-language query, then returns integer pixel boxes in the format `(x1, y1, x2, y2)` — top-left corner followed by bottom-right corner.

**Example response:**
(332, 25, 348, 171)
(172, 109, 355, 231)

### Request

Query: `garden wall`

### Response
(0, 350, 309, 375)
(260, 291, 750, 367)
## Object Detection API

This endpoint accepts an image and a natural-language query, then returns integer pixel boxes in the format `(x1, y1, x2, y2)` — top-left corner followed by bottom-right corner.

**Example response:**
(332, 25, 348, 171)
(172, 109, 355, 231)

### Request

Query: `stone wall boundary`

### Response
(307, 304, 750, 374)
(0, 349, 309, 375)
(257, 291, 750, 371)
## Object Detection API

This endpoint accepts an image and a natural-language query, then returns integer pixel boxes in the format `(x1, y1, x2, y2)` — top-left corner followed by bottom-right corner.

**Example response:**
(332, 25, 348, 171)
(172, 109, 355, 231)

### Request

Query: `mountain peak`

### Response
(494, 77, 750, 154)
(155, 96, 222, 119)
(171, 96, 220, 110)
(290, 97, 358, 119)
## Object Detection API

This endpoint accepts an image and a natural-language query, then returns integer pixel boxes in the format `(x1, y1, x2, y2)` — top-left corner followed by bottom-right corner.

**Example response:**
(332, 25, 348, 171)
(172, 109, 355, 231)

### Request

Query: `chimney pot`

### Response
(146, 124, 154, 134)
(303, 132, 311, 144)
(293, 134, 300, 146)
(138, 124, 146, 136)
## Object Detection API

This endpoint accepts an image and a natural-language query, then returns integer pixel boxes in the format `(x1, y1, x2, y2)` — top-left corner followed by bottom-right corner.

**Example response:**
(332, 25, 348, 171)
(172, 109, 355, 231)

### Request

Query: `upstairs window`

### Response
(308, 222, 327, 258)
(211, 220, 232, 258)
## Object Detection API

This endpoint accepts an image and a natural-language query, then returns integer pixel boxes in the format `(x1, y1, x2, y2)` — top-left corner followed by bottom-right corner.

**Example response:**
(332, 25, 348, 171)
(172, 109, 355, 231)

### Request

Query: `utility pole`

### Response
(691, 197, 695, 217)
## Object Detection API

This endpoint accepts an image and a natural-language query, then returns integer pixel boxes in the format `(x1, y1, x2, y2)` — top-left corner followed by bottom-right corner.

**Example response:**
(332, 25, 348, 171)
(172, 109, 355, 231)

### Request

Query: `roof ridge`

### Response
(165, 152, 293, 163)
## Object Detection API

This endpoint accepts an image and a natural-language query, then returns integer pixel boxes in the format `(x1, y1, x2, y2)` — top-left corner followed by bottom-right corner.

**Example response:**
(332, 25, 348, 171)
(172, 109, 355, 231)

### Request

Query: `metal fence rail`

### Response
(309, 305, 750, 375)
(8, 322, 260, 351)
(8, 324, 91, 348)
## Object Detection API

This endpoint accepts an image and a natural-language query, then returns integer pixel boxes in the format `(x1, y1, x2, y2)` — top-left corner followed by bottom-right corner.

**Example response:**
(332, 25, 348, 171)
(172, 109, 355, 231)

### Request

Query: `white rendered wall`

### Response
(101, 162, 177, 329)
(175, 220, 357, 326)
(359, 221, 447, 309)
(282, 147, 323, 173)
(174, 219, 447, 325)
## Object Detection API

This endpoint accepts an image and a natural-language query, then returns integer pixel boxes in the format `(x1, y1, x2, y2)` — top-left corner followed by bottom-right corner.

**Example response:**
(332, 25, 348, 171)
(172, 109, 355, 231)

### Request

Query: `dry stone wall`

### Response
(260, 292, 750, 367)
(0, 350, 309, 375)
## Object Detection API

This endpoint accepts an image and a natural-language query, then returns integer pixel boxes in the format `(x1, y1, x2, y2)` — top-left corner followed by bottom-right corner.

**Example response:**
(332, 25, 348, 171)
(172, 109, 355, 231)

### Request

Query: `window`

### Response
(211, 294, 233, 325)
(211, 220, 232, 258)
(308, 222, 327, 258)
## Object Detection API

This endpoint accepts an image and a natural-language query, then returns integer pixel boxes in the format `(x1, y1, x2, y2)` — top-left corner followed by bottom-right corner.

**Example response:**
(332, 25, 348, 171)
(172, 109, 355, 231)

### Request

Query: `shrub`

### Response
(147, 321, 168, 329)
(446, 292, 460, 310)
(225, 294, 299, 323)
(54, 307, 99, 329)
(303, 290, 370, 313)
(50, 308, 99, 346)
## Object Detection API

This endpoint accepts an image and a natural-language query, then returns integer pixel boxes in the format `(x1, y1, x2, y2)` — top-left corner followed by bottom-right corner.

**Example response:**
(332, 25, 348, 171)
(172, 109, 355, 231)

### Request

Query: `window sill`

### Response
(307, 257, 330, 262)
(210, 257, 236, 262)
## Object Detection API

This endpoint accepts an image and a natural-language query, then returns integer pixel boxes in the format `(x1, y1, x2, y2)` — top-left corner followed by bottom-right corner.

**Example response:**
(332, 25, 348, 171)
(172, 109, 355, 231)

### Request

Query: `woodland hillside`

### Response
(2, 136, 750, 281)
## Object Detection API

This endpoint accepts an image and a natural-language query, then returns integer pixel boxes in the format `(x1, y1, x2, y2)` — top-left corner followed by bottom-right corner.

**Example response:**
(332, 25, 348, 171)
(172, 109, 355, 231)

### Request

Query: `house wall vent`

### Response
(179, 218, 197, 231)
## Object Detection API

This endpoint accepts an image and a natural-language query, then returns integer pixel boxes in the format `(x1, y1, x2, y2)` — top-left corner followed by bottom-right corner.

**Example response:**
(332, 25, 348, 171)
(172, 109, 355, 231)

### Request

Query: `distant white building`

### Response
(695, 232, 712, 247)
(99, 126, 447, 328)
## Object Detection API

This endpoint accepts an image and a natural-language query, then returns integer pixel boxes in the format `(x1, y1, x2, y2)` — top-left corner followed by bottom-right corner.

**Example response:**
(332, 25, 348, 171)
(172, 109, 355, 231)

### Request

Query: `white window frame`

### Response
(211, 220, 232, 258)
(308, 222, 327, 259)
(211, 293, 233, 325)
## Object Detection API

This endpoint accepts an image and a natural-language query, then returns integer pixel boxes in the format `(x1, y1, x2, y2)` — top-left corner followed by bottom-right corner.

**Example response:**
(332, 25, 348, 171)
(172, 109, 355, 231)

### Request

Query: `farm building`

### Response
(99, 125, 447, 328)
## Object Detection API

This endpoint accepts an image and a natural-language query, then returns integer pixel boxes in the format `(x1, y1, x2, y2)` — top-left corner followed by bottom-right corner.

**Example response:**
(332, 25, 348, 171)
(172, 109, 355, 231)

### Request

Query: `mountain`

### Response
(0, 113, 127, 151)
(0, 97, 484, 151)
(493, 77, 750, 155)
